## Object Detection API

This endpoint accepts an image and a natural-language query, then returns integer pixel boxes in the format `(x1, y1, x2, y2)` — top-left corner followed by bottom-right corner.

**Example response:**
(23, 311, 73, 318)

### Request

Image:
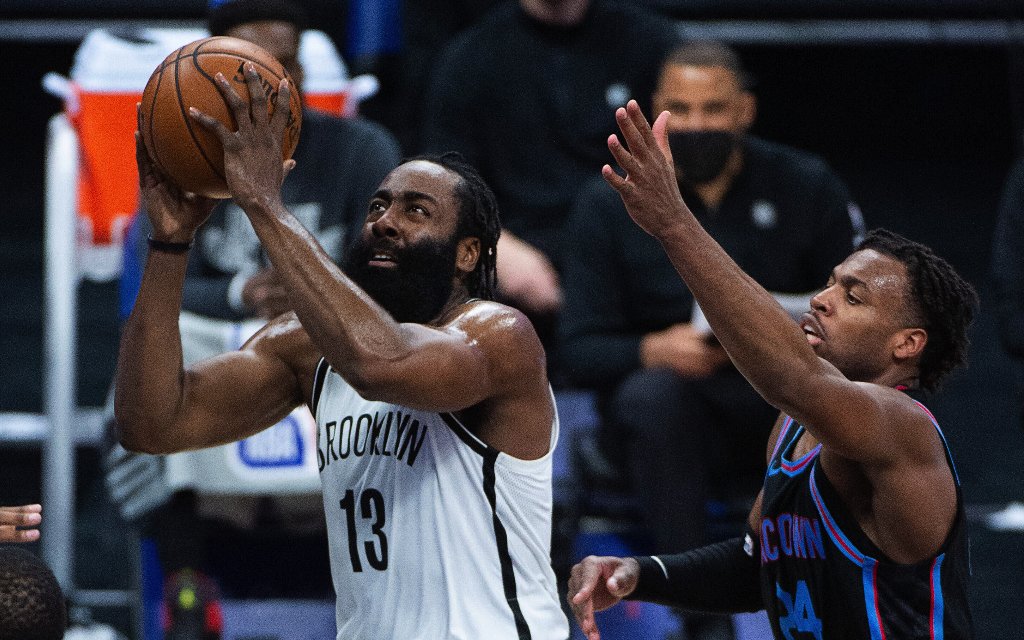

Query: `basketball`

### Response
(139, 36, 303, 198)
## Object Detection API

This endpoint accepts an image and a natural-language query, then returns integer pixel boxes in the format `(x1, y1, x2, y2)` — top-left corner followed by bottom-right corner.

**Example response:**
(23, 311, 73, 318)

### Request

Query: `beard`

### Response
(343, 233, 458, 324)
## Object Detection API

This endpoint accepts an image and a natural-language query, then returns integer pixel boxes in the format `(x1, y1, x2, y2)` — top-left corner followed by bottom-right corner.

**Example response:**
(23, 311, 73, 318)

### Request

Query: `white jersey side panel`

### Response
(311, 359, 568, 640)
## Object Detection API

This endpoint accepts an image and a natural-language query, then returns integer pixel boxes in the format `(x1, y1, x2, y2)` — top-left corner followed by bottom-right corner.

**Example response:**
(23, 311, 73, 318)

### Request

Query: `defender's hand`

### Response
(602, 100, 690, 240)
(568, 555, 640, 640)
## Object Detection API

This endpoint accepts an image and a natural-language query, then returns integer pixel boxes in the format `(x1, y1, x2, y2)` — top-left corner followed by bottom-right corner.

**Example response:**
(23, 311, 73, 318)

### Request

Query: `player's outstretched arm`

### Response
(602, 101, 919, 464)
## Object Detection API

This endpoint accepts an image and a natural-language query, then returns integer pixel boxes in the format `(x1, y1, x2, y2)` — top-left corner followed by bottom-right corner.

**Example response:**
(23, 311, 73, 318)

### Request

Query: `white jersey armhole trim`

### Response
(443, 385, 559, 473)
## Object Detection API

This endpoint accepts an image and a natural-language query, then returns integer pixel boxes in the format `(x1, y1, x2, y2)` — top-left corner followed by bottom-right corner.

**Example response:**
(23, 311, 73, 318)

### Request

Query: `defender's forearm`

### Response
(656, 216, 823, 408)
(114, 251, 190, 452)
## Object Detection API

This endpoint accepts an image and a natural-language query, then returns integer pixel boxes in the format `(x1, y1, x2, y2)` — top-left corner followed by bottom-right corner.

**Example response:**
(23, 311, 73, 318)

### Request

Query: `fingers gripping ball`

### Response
(140, 36, 303, 198)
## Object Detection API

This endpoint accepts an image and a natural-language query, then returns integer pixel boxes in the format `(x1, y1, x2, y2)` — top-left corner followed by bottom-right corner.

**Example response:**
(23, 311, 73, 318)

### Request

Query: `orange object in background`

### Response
(60, 28, 356, 254)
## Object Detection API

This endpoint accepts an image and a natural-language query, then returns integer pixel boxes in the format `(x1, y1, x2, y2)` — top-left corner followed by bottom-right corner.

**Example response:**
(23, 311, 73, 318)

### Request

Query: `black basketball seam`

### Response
(176, 39, 226, 189)
(144, 49, 178, 179)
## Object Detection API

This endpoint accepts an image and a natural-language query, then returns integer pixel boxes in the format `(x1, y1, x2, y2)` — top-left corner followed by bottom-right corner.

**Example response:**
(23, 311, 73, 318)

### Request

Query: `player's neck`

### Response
(430, 285, 473, 326)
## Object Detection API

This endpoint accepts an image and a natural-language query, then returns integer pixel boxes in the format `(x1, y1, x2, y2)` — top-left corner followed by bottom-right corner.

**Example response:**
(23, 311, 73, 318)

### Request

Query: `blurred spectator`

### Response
(0, 547, 66, 640)
(355, 0, 504, 154)
(986, 152, 1024, 531)
(112, 0, 401, 635)
(420, 0, 678, 374)
(559, 41, 863, 639)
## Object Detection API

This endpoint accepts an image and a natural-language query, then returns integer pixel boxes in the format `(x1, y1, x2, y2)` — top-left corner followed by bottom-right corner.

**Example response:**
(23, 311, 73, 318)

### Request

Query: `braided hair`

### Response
(857, 229, 978, 392)
(408, 152, 501, 300)
(0, 547, 66, 640)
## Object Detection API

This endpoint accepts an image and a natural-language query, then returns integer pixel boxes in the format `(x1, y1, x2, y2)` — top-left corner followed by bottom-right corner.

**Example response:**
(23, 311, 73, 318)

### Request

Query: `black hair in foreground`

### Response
(407, 152, 501, 301)
(0, 547, 67, 640)
(857, 228, 978, 392)
(208, 0, 309, 36)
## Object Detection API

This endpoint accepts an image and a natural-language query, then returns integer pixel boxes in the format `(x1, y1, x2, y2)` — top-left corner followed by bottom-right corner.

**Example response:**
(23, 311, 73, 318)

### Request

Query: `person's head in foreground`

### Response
(208, 0, 309, 93)
(0, 547, 67, 640)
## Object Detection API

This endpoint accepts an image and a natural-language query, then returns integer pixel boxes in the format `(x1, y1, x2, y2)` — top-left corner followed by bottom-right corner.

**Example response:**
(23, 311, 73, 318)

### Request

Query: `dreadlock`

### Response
(857, 229, 978, 392)
(0, 547, 66, 640)
(406, 152, 501, 300)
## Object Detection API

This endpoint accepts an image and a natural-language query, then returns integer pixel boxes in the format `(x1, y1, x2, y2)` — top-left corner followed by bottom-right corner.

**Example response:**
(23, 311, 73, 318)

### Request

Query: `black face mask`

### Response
(343, 232, 458, 324)
(667, 130, 738, 185)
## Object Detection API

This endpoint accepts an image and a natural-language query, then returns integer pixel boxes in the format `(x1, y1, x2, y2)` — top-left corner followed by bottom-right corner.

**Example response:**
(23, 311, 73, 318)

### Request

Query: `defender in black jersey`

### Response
(568, 102, 977, 639)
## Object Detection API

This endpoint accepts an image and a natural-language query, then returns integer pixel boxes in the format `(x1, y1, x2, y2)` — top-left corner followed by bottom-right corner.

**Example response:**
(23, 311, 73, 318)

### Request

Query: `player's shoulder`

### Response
(448, 299, 544, 357)
(449, 298, 536, 335)
(245, 312, 320, 367)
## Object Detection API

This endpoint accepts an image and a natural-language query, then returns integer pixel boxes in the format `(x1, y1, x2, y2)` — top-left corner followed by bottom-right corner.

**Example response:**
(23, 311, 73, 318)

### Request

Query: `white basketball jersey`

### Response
(311, 359, 569, 640)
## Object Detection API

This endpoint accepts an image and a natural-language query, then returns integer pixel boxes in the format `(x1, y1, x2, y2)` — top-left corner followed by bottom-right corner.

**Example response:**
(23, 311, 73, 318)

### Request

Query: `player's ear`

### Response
(456, 237, 480, 276)
(892, 327, 927, 362)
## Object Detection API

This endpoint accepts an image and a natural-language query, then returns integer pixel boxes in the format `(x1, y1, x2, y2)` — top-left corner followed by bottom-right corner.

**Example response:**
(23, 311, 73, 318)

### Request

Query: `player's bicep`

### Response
(786, 370, 915, 464)
(171, 317, 314, 450)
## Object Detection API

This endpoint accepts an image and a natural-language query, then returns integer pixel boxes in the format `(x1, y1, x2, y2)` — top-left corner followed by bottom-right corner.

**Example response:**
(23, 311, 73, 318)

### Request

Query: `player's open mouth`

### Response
(368, 252, 398, 268)
(800, 314, 824, 347)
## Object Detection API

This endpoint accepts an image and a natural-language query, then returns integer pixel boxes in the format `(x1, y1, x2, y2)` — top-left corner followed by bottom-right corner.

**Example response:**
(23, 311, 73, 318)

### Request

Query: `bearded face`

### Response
(343, 230, 459, 324)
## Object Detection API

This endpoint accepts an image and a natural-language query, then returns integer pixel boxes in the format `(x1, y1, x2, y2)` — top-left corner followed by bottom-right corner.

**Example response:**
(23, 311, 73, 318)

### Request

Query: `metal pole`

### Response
(41, 113, 79, 592)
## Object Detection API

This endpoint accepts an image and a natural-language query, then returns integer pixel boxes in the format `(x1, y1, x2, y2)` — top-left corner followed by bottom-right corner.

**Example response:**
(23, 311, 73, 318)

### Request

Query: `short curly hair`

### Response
(0, 547, 66, 640)
(857, 229, 978, 392)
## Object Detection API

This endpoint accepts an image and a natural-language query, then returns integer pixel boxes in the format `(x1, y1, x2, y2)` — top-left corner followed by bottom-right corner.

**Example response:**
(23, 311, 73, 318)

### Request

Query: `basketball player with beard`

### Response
(116, 67, 569, 639)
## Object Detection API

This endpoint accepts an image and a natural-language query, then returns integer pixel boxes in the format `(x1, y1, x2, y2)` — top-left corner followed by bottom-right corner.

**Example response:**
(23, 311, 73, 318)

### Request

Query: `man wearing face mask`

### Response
(560, 41, 863, 639)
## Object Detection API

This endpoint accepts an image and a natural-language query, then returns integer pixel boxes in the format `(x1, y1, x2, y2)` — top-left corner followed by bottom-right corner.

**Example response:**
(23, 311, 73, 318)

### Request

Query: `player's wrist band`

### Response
(626, 529, 763, 613)
(147, 235, 194, 254)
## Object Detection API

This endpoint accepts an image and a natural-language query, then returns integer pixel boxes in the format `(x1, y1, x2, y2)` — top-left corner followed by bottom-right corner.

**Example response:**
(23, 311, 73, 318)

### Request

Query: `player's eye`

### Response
(846, 292, 860, 304)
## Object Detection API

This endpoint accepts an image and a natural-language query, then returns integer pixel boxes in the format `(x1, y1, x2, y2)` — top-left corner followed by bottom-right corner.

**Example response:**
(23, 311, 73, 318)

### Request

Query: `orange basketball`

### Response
(139, 36, 303, 198)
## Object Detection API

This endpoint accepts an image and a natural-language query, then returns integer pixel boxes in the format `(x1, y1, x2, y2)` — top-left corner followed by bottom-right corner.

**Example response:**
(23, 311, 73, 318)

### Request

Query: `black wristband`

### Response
(147, 235, 194, 254)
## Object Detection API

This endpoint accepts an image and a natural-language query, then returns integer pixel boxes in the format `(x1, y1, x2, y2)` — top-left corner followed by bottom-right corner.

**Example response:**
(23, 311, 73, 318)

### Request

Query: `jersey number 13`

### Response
(339, 488, 389, 572)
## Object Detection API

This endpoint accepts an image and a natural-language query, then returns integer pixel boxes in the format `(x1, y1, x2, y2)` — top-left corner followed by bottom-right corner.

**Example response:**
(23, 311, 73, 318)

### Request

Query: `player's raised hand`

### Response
(0, 504, 42, 543)
(136, 106, 219, 243)
(602, 100, 690, 240)
(567, 555, 641, 640)
(191, 64, 296, 211)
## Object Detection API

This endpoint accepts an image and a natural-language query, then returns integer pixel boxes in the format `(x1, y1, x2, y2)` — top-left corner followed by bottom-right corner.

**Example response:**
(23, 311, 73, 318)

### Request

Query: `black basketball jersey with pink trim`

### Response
(758, 405, 972, 639)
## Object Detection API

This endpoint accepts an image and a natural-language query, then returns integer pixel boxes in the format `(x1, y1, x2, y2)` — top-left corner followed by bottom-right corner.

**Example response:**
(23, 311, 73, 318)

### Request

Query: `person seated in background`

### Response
(986, 151, 1024, 531)
(559, 41, 864, 639)
(110, 1, 402, 637)
(0, 547, 67, 640)
(419, 0, 678, 375)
